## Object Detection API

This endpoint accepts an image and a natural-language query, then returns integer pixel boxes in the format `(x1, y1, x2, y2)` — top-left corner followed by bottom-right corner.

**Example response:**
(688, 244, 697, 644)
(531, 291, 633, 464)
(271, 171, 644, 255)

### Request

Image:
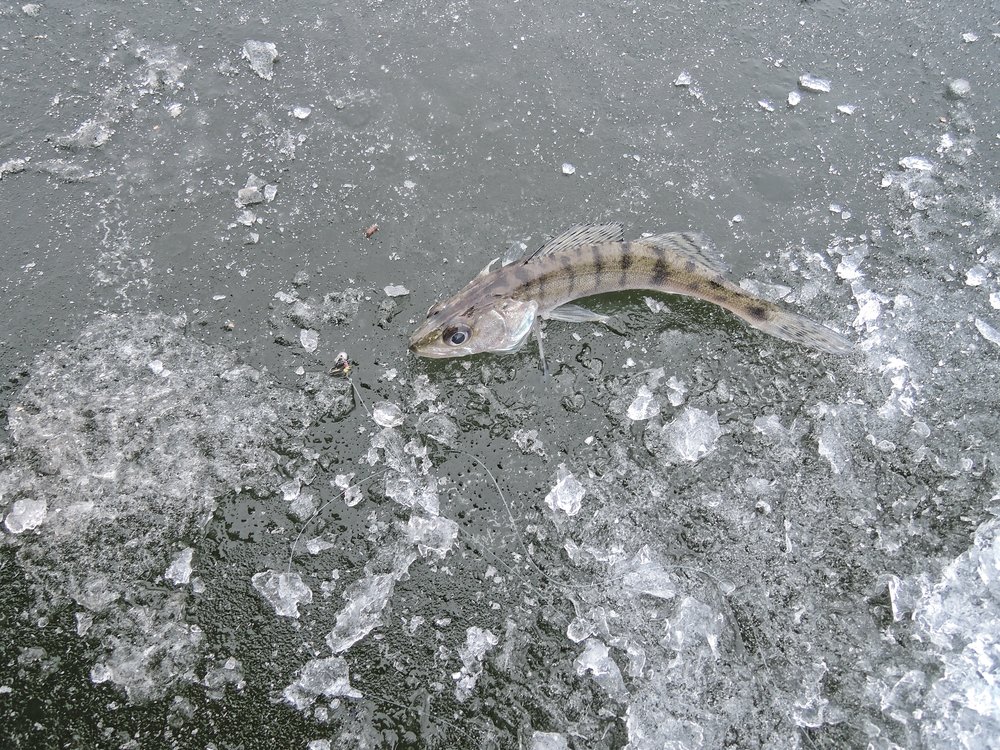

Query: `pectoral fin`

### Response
(543, 303, 610, 324)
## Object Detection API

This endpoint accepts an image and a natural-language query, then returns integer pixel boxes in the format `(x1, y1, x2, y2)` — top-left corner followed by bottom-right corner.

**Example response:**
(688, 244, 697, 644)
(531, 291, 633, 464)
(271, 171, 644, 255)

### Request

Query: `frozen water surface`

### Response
(1, 0, 998, 747)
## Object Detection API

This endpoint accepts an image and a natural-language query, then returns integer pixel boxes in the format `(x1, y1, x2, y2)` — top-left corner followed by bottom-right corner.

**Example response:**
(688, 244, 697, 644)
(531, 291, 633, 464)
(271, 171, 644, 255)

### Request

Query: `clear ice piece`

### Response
(251, 569, 312, 618)
(544, 464, 585, 516)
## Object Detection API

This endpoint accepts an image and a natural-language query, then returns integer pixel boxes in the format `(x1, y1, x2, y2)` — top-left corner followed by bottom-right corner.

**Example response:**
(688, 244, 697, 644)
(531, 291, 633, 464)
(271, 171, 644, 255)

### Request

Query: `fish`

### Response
(408, 223, 852, 364)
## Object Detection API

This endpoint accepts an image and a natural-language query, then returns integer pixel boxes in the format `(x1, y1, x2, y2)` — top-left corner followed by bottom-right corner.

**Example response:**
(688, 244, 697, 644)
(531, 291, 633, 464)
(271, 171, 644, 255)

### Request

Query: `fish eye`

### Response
(443, 324, 471, 346)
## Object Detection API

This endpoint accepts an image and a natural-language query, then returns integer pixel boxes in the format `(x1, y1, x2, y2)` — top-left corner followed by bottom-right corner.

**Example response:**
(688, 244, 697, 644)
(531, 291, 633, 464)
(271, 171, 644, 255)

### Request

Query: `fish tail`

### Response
(735, 301, 853, 354)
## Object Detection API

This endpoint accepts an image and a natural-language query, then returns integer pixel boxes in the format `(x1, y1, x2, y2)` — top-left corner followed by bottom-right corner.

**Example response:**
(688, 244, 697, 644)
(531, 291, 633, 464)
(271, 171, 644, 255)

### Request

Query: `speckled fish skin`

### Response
(408, 227, 853, 358)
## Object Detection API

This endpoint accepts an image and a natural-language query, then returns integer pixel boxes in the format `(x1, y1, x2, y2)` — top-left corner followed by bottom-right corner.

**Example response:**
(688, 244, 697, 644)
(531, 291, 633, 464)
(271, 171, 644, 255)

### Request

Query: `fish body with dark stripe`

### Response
(408, 224, 852, 359)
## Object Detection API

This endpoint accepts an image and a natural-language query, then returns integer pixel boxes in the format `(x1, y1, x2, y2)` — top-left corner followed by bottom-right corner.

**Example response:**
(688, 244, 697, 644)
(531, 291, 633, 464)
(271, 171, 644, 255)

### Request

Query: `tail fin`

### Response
(738, 303, 853, 354)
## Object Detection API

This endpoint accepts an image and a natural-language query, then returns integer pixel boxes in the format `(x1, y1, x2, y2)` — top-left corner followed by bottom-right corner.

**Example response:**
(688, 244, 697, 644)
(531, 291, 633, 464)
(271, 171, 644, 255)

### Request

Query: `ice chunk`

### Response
(52, 119, 114, 149)
(966, 265, 989, 286)
(662, 408, 722, 462)
(511, 428, 546, 456)
(383, 284, 410, 297)
(0, 157, 29, 179)
(661, 597, 724, 658)
(202, 656, 245, 699)
(289, 491, 318, 522)
(991, 292, 1000, 310)
(308, 742, 331, 750)
(306, 537, 335, 555)
(798, 73, 831, 93)
(237, 186, 264, 206)
(544, 464, 586, 516)
(665, 376, 687, 407)
(299, 328, 319, 353)
(4, 498, 47, 534)
(22, 3, 42, 16)
(283, 656, 361, 710)
(165, 548, 194, 586)
(947, 78, 971, 98)
(853, 290, 882, 330)
(757, 99, 775, 112)
(561, 162, 576, 176)
(530, 731, 569, 750)
(621, 549, 676, 600)
(292, 106, 312, 120)
(325, 573, 396, 653)
(837, 104, 856, 115)
(673, 71, 692, 87)
(975, 319, 1000, 346)
(252, 570, 312, 618)
(406, 515, 459, 558)
(242, 40, 279, 80)
(817, 423, 851, 474)
(333, 473, 363, 507)
(644, 296, 665, 314)
(373, 402, 404, 428)
(454, 626, 498, 702)
(574, 639, 627, 701)
(899, 156, 933, 172)
(787, 91, 801, 107)
(627, 385, 660, 421)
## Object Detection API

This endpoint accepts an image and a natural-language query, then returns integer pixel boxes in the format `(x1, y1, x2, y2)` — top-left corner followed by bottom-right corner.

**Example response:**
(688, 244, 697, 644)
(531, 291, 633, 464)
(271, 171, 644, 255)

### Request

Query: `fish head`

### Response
(408, 296, 539, 358)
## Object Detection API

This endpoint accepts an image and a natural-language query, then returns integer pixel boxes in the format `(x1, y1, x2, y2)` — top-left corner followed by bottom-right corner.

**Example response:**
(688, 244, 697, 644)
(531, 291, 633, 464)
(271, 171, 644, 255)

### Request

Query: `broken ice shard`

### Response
(251, 569, 313, 618)
(299, 328, 319, 353)
(663, 408, 722, 462)
(673, 71, 692, 87)
(283, 656, 361, 710)
(574, 638, 627, 702)
(975, 319, 1000, 347)
(798, 73, 831, 93)
(406, 515, 459, 558)
(544, 464, 585, 516)
(325, 573, 396, 653)
(383, 284, 410, 298)
(242, 40, 279, 80)
(627, 385, 660, 421)
(899, 156, 933, 172)
(4, 498, 47, 534)
(454, 626, 499, 702)
(372, 402, 404, 428)
(165, 548, 194, 586)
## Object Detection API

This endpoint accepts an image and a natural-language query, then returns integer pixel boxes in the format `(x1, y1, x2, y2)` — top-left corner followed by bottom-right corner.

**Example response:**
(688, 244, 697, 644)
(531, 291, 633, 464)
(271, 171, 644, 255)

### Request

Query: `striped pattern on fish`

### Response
(408, 224, 852, 360)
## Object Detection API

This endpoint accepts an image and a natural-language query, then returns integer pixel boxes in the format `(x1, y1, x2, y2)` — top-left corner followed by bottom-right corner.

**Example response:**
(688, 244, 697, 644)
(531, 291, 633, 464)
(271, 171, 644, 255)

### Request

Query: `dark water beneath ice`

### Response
(1, 1, 998, 748)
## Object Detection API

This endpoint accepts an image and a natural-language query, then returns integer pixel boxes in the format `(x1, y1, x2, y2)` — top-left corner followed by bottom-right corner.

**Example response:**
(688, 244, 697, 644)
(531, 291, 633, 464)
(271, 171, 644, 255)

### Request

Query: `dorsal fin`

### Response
(640, 232, 731, 275)
(523, 223, 625, 262)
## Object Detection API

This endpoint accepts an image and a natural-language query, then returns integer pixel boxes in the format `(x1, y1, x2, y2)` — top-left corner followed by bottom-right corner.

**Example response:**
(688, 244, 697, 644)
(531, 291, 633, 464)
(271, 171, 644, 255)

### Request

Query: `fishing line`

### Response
(285, 469, 386, 575)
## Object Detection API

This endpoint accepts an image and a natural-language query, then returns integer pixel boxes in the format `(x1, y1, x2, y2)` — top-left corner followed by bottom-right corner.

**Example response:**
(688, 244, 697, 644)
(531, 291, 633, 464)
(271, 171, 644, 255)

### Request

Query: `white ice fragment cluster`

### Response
(798, 73, 832, 93)
(373, 402, 405, 428)
(52, 118, 115, 149)
(3, 498, 47, 534)
(306, 537, 335, 555)
(252, 570, 312, 618)
(0, 157, 30, 179)
(241, 40, 279, 80)
(852, 289, 882, 331)
(165, 548, 194, 586)
(575, 639, 628, 702)
(383, 284, 410, 297)
(660, 597, 723, 658)
(0, 314, 350, 702)
(283, 656, 361, 710)
(299, 328, 319, 353)
(511, 428, 546, 456)
(530, 732, 569, 750)
(406, 515, 459, 558)
(627, 385, 660, 421)
(454, 626, 499, 702)
(662, 408, 722, 462)
(544, 464, 586, 516)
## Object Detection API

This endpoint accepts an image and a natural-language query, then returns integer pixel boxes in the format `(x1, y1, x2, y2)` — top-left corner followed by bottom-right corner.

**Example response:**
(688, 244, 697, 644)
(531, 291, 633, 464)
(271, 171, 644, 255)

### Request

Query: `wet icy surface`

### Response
(1, 1, 999, 748)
